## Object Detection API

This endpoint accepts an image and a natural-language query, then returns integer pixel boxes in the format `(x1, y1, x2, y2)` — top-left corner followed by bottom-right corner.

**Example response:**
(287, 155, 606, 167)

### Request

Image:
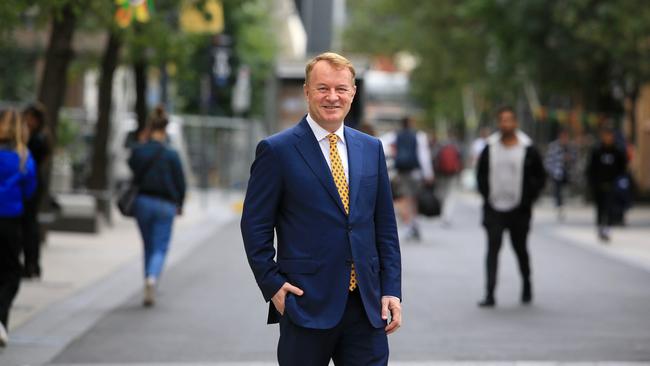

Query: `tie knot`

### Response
(328, 133, 338, 145)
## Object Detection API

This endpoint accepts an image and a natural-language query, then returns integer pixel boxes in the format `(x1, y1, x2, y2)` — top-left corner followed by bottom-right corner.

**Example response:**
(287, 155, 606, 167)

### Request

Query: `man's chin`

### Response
(319, 114, 343, 123)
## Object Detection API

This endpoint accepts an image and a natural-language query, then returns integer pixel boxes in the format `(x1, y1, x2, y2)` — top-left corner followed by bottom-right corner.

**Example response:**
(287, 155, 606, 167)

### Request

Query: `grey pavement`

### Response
(2, 192, 650, 365)
(0, 189, 241, 366)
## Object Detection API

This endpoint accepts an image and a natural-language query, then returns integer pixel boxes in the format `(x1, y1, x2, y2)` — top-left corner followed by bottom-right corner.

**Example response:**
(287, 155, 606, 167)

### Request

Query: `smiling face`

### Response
(304, 60, 356, 132)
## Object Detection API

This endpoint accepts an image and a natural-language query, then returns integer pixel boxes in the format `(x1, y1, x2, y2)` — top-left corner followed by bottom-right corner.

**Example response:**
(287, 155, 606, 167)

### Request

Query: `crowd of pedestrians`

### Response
(379, 106, 635, 306)
(0, 104, 186, 347)
(0, 108, 37, 347)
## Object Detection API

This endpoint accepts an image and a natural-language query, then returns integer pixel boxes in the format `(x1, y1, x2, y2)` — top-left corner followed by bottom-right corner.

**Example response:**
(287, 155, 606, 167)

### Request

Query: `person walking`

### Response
(434, 128, 463, 226)
(586, 126, 627, 242)
(128, 106, 186, 307)
(241, 52, 402, 365)
(544, 129, 577, 221)
(21, 103, 52, 279)
(476, 106, 546, 307)
(390, 116, 433, 240)
(0, 108, 37, 346)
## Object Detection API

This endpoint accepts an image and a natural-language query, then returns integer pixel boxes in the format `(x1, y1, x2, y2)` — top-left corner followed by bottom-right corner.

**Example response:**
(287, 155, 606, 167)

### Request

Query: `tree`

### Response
(87, 31, 121, 193)
(344, 0, 650, 137)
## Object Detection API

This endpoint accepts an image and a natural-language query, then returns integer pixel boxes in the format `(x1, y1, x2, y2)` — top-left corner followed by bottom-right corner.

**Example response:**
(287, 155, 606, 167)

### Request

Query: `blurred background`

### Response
(2, 1, 650, 364)
(1, 0, 649, 221)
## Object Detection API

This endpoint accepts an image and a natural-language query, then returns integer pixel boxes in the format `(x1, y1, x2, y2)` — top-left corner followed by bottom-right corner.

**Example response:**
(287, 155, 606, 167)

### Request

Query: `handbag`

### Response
(117, 146, 165, 217)
(417, 184, 441, 217)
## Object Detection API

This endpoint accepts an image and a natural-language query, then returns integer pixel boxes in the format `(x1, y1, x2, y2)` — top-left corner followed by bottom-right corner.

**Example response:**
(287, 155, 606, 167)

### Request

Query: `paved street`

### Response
(5, 193, 650, 365)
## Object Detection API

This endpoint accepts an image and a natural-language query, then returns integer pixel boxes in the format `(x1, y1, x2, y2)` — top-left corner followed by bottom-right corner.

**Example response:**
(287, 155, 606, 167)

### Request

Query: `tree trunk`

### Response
(88, 32, 121, 192)
(134, 60, 148, 131)
(37, 3, 77, 144)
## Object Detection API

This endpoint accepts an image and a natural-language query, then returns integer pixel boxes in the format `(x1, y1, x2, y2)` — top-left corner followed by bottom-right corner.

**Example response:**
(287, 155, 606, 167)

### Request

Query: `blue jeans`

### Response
(134, 195, 177, 279)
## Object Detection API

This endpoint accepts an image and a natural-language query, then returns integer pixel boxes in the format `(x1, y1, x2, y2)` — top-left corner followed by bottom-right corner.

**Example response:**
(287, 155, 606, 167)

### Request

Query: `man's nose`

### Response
(325, 89, 339, 101)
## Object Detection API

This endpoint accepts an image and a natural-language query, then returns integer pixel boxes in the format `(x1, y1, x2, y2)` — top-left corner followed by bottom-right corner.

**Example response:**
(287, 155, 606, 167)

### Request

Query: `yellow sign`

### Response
(180, 0, 224, 34)
(115, 0, 152, 28)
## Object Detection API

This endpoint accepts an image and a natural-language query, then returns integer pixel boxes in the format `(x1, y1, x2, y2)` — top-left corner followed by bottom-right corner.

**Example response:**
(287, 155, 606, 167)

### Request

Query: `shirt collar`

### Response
(306, 114, 346, 145)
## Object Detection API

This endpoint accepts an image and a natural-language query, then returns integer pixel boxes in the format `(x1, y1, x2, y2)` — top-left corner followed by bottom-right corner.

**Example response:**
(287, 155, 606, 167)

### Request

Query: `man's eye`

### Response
(337, 88, 349, 93)
(317, 87, 328, 92)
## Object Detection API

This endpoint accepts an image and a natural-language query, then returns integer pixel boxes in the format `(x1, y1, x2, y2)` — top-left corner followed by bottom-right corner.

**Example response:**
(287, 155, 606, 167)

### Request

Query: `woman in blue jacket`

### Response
(0, 108, 37, 347)
(128, 107, 185, 307)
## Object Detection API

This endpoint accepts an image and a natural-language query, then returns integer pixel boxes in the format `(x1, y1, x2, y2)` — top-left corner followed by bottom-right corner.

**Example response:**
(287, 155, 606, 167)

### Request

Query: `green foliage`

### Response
(176, 0, 277, 116)
(0, 42, 37, 101)
(56, 114, 79, 148)
(224, 0, 276, 116)
(345, 0, 650, 124)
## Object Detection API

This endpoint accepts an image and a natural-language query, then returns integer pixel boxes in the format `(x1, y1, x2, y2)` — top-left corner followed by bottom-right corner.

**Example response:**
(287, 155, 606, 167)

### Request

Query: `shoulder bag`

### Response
(117, 146, 165, 217)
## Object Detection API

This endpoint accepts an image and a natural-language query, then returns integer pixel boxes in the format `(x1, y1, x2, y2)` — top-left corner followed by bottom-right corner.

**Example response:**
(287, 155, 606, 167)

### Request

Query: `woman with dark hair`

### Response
(21, 102, 52, 278)
(0, 108, 37, 346)
(128, 106, 186, 307)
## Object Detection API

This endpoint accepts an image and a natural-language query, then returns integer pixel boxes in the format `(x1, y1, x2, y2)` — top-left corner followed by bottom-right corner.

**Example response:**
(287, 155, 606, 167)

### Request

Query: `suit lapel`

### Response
(294, 118, 347, 215)
(345, 127, 363, 216)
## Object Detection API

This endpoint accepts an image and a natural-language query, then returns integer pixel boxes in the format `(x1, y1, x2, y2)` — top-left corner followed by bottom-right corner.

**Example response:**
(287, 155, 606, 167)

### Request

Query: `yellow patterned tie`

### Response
(328, 133, 357, 291)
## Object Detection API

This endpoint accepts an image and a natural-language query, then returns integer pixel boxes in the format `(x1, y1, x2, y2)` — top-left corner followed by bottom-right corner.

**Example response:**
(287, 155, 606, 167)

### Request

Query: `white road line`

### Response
(48, 362, 650, 366)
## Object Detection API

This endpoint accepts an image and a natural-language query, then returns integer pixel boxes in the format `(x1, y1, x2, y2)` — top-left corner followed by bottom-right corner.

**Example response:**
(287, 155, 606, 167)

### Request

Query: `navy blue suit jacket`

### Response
(241, 117, 401, 330)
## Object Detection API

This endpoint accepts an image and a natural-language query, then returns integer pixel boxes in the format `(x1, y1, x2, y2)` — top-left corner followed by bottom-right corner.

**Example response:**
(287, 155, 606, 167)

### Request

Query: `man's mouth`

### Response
(322, 106, 340, 110)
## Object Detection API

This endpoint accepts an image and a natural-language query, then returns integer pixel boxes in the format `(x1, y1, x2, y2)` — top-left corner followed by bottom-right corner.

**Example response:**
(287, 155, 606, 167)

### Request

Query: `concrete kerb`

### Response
(0, 189, 242, 366)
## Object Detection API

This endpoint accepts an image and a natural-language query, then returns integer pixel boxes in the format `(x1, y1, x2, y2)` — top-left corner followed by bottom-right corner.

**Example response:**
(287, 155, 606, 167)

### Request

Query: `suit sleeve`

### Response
(240, 140, 287, 302)
(374, 141, 402, 300)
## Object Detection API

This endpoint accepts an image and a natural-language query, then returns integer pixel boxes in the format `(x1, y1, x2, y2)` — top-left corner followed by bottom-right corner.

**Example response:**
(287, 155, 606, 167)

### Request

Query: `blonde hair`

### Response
(0, 108, 29, 171)
(305, 52, 356, 85)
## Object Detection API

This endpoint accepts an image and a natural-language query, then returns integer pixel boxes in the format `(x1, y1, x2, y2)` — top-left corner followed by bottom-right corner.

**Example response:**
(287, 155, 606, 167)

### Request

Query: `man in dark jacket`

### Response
(586, 126, 627, 242)
(476, 106, 546, 307)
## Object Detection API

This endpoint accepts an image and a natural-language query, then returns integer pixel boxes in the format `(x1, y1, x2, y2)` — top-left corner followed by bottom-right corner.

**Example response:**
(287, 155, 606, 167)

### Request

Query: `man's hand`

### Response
(382, 296, 402, 335)
(271, 282, 304, 315)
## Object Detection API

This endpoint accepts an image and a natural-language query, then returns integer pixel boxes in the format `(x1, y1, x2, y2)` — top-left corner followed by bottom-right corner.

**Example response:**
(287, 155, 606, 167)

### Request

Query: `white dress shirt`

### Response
(306, 114, 349, 185)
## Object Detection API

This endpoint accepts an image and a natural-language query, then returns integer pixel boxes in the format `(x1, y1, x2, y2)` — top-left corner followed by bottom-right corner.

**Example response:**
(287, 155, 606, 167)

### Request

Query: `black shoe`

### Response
(522, 282, 532, 304)
(478, 297, 495, 308)
(22, 265, 41, 279)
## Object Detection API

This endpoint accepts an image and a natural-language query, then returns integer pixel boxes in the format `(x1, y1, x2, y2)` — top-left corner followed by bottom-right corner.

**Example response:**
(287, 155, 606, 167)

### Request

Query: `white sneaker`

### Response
(143, 277, 156, 307)
(0, 322, 8, 347)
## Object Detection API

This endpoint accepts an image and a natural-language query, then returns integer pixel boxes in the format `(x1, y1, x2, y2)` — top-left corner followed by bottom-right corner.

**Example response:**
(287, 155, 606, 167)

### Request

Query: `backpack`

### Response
(435, 144, 462, 175)
(394, 129, 419, 172)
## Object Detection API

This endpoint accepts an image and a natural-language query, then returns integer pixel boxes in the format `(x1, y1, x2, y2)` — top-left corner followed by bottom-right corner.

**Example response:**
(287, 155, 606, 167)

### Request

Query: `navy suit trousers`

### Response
(278, 290, 388, 366)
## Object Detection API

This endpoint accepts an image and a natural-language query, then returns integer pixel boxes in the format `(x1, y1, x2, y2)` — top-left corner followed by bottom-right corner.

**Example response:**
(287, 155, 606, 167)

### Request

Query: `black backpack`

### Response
(394, 129, 419, 172)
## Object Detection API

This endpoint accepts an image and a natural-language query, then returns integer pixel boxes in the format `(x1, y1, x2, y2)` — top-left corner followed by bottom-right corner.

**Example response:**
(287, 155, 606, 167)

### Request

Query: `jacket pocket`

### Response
(278, 259, 320, 274)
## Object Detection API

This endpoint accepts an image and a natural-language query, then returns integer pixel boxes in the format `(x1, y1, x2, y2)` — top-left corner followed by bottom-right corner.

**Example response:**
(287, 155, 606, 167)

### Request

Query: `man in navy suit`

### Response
(241, 52, 402, 365)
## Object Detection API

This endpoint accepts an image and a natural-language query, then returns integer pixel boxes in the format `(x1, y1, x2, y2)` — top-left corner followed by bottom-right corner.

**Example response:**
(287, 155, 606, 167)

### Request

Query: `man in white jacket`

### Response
(476, 106, 546, 307)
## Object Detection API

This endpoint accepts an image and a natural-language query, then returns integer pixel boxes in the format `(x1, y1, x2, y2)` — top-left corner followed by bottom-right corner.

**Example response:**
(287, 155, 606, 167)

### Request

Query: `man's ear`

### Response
(303, 83, 309, 99)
